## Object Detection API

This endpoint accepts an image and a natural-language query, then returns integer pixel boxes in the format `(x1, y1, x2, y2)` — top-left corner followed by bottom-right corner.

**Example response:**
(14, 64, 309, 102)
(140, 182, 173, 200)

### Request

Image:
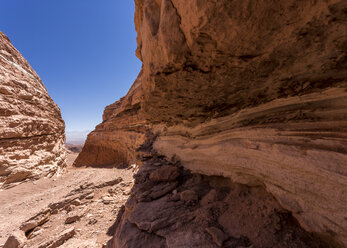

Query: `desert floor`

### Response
(0, 150, 135, 247)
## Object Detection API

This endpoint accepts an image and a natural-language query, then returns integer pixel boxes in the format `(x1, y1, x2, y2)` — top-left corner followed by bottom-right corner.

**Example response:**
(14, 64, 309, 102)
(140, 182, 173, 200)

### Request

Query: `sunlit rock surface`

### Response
(0, 31, 66, 189)
(80, 0, 347, 246)
(74, 72, 148, 167)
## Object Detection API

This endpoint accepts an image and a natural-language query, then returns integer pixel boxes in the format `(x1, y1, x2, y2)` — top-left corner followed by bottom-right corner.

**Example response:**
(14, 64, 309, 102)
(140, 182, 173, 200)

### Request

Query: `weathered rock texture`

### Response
(108, 145, 335, 248)
(0, 31, 66, 189)
(74, 71, 147, 167)
(80, 0, 347, 246)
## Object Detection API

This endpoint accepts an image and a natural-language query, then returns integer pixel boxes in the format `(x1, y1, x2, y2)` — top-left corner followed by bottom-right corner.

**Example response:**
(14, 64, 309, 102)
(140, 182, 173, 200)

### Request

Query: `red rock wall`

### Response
(0, 32, 66, 189)
(143, 0, 347, 245)
(74, 72, 148, 167)
(79, 0, 347, 246)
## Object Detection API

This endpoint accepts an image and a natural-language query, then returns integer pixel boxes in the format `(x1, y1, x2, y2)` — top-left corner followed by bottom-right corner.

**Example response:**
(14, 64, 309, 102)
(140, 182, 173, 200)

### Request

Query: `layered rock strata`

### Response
(153, 87, 347, 247)
(80, 0, 347, 246)
(109, 144, 335, 248)
(74, 72, 147, 167)
(0, 31, 66, 189)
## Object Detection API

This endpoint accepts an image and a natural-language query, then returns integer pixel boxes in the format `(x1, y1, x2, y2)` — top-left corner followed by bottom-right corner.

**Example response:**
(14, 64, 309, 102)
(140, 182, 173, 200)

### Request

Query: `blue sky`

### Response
(0, 0, 142, 135)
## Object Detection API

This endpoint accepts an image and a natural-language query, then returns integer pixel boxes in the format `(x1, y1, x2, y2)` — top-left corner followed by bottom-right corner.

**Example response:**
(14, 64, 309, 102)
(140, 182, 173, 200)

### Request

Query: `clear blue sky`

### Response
(0, 0, 142, 133)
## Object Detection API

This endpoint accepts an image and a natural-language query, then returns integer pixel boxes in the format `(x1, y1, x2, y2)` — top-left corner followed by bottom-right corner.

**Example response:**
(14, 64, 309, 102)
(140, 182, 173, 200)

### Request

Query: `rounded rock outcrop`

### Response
(0, 31, 66, 189)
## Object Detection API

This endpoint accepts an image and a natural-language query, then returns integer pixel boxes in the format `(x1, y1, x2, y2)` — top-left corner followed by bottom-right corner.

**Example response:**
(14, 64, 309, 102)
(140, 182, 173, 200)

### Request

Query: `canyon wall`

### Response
(79, 0, 347, 246)
(146, 1, 347, 245)
(74, 71, 148, 167)
(0, 32, 66, 189)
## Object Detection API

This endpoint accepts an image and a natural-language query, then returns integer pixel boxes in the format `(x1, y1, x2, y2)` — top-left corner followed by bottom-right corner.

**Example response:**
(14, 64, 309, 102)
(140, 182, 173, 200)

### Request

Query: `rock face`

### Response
(0, 31, 66, 188)
(81, 0, 347, 246)
(74, 72, 147, 167)
(108, 144, 335, 248)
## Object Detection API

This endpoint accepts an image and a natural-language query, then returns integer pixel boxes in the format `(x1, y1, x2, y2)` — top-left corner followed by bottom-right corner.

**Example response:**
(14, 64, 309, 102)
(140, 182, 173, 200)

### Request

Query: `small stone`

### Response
(65, 214, 81, 224)
(51, 209, 59, 215)
(96, 177, 123, 188)
(85, 193, 94, 199)
(64, 205, 75, 213)
(71, 199, 82, 206)
(108, 188, 116, 195)
(65, 209, 85, 224)
(102, 196, 113, 205)
(4, 231, 26, 248)
(88, 219, 98, 225)
(20, 210, 50, 232)
(20, 222, 37, 233)
(79, 182, 93, 189)
(37, 227, 75, 248)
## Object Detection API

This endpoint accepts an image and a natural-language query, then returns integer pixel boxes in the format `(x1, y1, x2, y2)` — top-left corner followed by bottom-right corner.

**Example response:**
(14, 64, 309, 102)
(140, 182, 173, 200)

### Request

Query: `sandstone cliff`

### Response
(74, 71, 148, 167)
(79, 0, 347, 247)
(0, 32, 66, 189)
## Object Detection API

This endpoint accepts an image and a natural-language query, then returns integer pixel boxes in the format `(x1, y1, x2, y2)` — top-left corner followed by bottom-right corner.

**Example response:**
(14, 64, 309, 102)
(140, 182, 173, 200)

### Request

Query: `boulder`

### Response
(3, 231, 26, 248)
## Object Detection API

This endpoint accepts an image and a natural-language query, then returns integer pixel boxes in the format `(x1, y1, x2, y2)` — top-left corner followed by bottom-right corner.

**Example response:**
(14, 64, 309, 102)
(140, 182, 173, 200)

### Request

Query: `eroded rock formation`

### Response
(0, 31, 66, 189)
(79, 0, 347, 246)
(108, 139, 334, 248)
(74, 71, 147, 167)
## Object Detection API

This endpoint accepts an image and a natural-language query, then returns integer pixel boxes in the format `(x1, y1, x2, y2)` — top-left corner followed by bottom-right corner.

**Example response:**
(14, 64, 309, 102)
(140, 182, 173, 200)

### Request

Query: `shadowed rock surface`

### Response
(78, 0, 347, 246)
(108, 140, 336, 248)
(0, 31, 66, 189)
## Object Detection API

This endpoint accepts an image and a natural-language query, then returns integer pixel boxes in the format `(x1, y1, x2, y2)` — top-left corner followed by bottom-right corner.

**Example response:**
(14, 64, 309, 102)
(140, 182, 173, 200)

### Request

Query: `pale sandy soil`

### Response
(0, 153, 135, 247)
(66, 153, 79, 167)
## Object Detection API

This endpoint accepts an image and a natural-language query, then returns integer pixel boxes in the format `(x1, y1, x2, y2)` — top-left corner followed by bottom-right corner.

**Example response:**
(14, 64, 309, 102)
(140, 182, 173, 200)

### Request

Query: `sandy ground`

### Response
(0, 152, 135, 247)
(66, 153, 79, 167)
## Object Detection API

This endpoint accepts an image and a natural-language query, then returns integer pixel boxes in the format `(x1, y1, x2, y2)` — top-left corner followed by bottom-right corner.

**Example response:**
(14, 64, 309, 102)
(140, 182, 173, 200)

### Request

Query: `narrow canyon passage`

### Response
(0, 145, 336, 248)
(1, 0, 346, 247)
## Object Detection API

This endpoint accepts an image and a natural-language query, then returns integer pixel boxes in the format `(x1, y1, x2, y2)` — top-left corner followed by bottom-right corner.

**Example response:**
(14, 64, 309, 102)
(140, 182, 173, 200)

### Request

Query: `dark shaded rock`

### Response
(3, 231, 26, 248)
(179, 190, 198, 204)
(149, 165, 179, 182)
(108, 154, 333, 248)
(206, 227, 228, 247)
